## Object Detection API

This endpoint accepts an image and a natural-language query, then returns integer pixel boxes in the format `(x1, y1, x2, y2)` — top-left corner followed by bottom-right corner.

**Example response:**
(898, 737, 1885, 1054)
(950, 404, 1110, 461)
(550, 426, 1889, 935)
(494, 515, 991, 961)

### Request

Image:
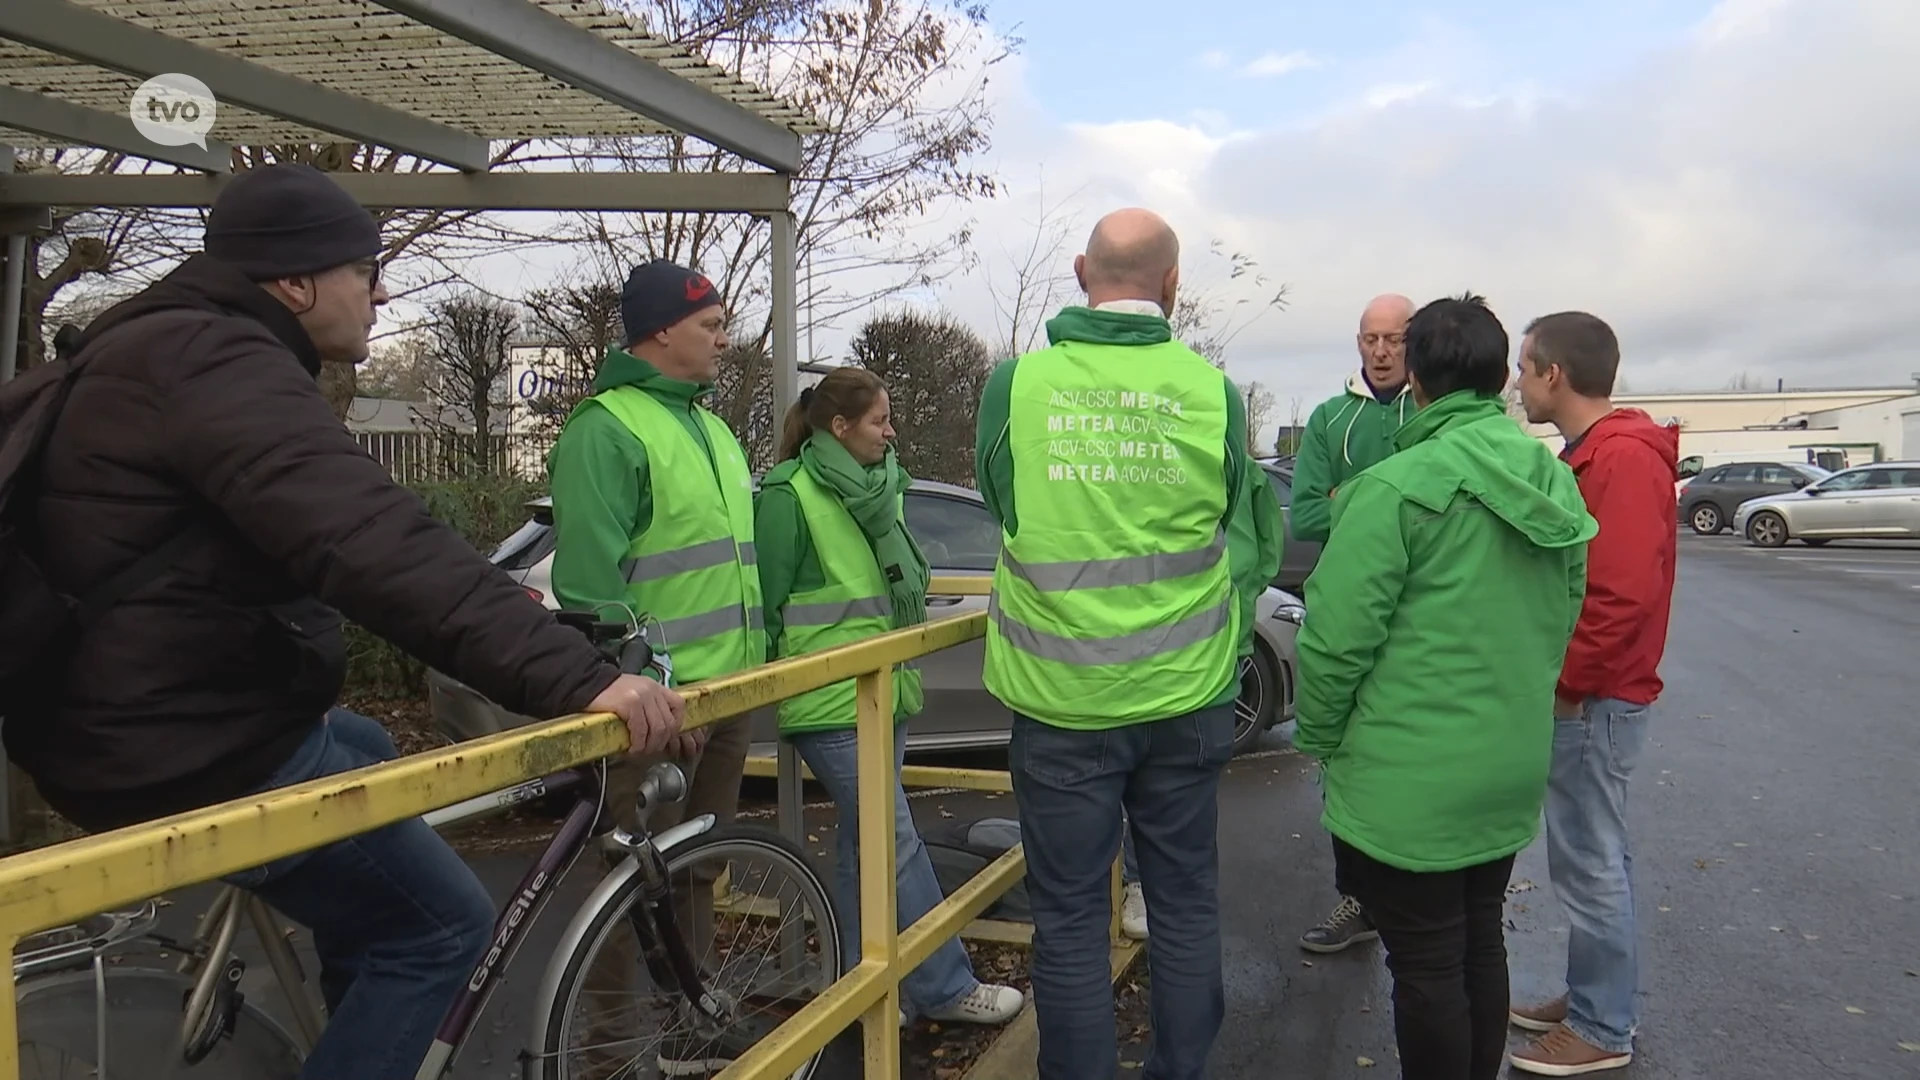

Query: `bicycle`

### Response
(10, 613, 842, 1079)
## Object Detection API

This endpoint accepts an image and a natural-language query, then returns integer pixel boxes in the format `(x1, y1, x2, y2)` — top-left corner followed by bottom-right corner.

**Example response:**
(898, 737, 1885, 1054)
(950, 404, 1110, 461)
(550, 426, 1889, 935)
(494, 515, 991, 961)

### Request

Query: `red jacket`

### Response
(1558, 409, 1679, 706)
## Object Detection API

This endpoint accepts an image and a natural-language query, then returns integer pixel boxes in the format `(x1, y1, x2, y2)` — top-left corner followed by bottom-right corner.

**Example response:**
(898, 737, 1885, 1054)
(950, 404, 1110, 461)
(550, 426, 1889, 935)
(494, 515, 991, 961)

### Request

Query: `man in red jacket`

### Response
(1505, 312, 1677, 1076)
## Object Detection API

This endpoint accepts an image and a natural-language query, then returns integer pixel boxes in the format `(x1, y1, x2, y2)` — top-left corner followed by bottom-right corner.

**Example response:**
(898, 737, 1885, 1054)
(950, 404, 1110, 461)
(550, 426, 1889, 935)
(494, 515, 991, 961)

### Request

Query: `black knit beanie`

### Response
(621, 259, 723, 346)
(204, 164, 383, 281)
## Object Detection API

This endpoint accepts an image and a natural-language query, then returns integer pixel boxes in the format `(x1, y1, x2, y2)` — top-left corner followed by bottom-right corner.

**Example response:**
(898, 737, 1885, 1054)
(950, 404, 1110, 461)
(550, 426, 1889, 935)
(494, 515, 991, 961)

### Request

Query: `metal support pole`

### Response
(776, 736, 805, 848)
(769, 205, 799, 432)
(0, 234, 24, 385)
(0, 143, 20, 387)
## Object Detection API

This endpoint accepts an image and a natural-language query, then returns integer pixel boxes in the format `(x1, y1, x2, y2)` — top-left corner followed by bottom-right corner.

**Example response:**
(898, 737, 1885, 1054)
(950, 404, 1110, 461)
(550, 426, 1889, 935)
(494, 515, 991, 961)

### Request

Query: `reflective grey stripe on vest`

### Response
(622, 537, 753, 583)
(652, 604, 765, 645)
(999, 530, 1227, 593)
(738, 541, 757, 566)
(989, 591, 1231, 666)
(783, 595, 893, 628)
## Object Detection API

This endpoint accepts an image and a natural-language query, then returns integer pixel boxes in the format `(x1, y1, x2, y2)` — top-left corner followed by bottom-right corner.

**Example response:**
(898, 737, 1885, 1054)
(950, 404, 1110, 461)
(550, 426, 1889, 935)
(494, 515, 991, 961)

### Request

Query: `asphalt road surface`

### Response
(132, 530, 1920, 1078)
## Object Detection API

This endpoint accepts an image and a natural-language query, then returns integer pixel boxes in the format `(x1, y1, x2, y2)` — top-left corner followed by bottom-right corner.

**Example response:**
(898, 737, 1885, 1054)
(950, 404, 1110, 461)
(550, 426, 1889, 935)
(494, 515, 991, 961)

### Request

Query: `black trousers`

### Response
(1333, 837, 1516, 1080)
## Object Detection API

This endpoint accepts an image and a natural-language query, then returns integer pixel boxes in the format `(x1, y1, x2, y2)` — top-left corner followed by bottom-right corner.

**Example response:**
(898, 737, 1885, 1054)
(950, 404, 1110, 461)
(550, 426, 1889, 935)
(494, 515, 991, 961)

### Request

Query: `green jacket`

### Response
(1294, 391, 1597, 872)
(975, 304, 1284, 689)
(1291, 372, 1416, 543)
(546, 347, 721, 615)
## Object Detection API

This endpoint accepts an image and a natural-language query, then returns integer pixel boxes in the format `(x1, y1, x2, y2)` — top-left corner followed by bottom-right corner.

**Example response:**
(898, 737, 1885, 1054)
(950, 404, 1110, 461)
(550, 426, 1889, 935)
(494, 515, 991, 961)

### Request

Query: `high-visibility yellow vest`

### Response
(983, 343, 1239, 728)
(769, 468, 924, 734)
(592, 386, 764, 683)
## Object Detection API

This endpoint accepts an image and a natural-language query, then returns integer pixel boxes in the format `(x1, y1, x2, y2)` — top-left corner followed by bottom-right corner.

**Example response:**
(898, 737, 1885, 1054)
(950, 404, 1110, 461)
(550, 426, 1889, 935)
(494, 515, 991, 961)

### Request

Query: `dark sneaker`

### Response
(657, 1015, 775, 1078)
(1510, 993, 1570, 1033)
(1509, 1024, 1633, 1076)
(1299, 895, 1378, 953)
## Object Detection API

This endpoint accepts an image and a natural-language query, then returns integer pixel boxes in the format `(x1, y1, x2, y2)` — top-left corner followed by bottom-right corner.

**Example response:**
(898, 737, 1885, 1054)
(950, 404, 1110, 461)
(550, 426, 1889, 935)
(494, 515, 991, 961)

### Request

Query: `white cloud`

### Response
(1240, 50, 1321, 78)
(864, 0, 1920, 443)
(1360, 80, 1435, 108)
(1197, 49, 1232, 71)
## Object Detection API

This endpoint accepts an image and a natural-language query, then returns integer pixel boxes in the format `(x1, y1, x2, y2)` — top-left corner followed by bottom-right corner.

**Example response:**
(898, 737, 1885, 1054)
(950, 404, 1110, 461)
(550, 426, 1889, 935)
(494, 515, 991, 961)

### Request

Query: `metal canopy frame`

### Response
(0, 0, 812, 426)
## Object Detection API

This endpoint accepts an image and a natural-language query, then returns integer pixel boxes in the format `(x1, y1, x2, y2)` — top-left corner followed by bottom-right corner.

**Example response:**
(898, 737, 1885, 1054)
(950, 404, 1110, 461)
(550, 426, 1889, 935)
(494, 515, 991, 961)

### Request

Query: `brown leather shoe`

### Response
(1509, 993, 1569, 1032)
(1509, 1024, 1633, 1076)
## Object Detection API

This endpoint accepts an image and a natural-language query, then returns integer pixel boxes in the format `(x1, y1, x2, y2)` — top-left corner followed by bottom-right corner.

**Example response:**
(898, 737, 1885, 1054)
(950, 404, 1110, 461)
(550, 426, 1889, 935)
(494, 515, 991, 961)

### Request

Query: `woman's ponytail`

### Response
(777, 369, 886, 462)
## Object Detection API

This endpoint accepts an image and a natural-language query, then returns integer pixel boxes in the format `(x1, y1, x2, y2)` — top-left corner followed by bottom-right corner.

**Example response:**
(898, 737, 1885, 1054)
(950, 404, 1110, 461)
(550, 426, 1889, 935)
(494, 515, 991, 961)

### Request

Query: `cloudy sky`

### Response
(861, 0, 1920, 430)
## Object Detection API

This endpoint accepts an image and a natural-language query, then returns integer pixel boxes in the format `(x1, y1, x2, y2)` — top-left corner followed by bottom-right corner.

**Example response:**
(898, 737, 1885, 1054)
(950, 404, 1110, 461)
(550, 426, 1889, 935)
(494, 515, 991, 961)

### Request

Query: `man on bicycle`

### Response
(1, 163, 686, 1080)
(545, 257, 766, 1073)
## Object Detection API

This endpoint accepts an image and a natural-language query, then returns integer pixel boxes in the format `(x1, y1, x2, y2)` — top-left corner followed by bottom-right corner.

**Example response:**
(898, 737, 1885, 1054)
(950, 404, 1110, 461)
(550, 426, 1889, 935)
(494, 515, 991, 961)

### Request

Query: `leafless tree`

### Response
(11, 141, 548, 418)
(985, 181, 1084, 356)
(356, 332, 439, 402)
(1171, 239, 1291, 368)
(1239, 380, 1276, 455)
(422, 292, 519, 474)
(546, 0, 1011, 360)
(1273, 396, 1305, 456)
(520, 268, 627, 432)
(847, 309, 994, 486)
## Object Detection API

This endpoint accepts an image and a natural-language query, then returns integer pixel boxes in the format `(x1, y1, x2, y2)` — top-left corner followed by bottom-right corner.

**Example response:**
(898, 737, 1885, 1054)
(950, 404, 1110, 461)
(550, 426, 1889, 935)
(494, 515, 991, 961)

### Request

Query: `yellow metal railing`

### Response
(0, 575, 1066, 1079)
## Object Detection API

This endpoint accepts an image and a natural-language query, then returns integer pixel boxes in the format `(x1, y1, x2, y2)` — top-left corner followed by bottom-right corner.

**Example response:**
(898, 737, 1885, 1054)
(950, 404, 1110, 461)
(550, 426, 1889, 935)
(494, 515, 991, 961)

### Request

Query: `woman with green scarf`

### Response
(754, 366, 1025, 1029)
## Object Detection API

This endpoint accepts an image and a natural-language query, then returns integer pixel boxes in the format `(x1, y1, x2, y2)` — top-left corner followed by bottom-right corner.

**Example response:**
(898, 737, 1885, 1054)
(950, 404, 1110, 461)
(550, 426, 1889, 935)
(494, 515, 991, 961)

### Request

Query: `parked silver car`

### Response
(428, 480, 1301, 758)
(1732, 460, 1920, 547)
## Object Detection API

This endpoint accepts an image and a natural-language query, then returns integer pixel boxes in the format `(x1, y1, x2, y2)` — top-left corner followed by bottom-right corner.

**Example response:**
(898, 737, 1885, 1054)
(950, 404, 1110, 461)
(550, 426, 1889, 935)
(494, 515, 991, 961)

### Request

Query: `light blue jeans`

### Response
(1546, 697, 1650, 1055)
(790, 722, 978, 1018)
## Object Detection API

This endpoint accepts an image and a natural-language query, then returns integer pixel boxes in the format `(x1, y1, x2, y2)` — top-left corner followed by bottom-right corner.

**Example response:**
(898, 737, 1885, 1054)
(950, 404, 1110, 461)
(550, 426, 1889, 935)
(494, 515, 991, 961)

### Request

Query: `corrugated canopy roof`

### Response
(0, 0, 822, 159)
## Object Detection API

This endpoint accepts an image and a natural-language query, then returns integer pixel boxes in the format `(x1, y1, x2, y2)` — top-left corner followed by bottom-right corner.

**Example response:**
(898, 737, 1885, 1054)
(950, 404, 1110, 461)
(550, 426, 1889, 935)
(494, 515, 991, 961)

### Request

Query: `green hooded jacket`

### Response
(546, 346, 723, 615)
(1294, 391, 1597, 872)
(1291, 372, 1416, 543)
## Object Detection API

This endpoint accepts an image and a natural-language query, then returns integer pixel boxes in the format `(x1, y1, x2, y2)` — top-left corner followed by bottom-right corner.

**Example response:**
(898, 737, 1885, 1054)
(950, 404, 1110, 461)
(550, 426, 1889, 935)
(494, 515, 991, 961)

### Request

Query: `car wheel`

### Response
(1688, 503, 1722, 534)
(1232, 645, 1280, 756)
(1746, 510, 1789, 548)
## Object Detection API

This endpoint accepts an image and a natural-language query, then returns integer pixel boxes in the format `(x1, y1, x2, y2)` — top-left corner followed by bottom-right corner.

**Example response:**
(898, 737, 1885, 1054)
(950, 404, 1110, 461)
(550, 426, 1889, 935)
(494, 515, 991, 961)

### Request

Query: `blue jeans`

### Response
(1545, 697, 1650, 1055)
(1010, 705, 1235, 1080)
(790, 722, 977, 1017)
(224, 709, 495, 1080)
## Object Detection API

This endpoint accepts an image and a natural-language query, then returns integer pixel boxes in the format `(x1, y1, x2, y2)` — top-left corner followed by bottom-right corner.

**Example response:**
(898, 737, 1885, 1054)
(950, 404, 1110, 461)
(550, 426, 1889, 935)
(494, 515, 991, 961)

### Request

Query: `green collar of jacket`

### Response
(1044, 305, 1173, 348)
(1393, 389, 1505, 451)
(589, 345, 712, 407)
(1390, 390, 1596, 549)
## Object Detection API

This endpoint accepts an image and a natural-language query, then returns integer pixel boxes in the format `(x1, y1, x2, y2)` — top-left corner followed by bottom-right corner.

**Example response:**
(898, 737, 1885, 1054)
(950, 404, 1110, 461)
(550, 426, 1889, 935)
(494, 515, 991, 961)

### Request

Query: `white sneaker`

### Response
(924, 982, 1025, 1025)
(1121, 883, 1149, 940)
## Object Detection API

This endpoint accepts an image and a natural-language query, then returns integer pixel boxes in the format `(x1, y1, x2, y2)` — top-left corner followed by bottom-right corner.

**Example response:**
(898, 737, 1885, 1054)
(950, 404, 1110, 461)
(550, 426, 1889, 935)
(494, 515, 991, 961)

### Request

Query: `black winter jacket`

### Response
(5, 255, 617, 831)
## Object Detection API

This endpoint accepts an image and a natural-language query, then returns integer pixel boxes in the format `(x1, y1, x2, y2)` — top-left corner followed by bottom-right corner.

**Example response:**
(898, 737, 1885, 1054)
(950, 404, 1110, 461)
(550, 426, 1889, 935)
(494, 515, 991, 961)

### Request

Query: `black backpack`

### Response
(0, 326, 198, 720)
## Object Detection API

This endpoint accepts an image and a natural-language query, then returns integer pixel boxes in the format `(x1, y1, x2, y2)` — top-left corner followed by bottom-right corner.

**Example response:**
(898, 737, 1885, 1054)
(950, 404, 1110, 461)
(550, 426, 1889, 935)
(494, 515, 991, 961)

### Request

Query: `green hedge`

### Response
(343, 473, 545, 698)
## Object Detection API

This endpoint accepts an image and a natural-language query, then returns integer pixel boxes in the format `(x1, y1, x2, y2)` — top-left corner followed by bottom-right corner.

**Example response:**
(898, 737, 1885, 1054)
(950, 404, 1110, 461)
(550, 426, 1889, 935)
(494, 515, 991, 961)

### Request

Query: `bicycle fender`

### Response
(526, 812, 718, 1043)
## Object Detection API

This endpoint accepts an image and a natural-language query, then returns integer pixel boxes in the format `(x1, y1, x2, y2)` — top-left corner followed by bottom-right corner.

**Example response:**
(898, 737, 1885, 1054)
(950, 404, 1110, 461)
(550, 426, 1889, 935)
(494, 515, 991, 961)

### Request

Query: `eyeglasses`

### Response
(354, 258, 383, 291)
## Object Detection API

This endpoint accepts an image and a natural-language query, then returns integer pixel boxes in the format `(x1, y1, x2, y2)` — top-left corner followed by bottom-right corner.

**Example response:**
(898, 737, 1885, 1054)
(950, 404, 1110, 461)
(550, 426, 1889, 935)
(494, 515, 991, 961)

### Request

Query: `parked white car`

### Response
(429, 480, 1302, 758)
(1732, 461, 1920, 547)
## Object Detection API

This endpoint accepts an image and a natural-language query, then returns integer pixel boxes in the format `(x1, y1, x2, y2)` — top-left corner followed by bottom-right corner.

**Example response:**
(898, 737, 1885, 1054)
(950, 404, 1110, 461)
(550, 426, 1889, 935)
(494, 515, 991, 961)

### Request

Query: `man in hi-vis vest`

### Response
(546, 258, 765, 1075)
(975, 208, 1281, 1080)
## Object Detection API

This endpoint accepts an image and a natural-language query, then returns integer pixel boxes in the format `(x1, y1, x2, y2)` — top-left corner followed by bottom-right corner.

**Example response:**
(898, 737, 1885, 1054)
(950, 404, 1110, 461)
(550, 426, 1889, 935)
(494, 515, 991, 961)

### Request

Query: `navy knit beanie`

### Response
(204, 164, 383, 281)
(621, 259, 723, 346)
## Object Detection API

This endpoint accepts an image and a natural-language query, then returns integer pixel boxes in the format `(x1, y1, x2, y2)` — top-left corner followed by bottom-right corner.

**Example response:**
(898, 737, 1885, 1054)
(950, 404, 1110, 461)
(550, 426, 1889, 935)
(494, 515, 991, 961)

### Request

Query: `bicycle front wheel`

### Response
(533, 824, 840, 1080)
(15, 966, 304, 1079)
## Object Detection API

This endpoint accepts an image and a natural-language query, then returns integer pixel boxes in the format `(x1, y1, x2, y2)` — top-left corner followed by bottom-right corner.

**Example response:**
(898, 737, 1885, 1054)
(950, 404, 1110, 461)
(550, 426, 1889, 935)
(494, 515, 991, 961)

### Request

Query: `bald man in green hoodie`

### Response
(1293, 292, 1416, 955)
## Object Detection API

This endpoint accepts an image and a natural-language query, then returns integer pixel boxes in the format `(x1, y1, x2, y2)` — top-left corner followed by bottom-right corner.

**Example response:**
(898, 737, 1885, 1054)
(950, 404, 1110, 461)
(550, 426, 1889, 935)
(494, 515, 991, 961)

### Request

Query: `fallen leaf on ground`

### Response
(1357, 1057, 1376, 1067)
(1846, 1006, 1867, 1015)
(1897, 1041, 1919, 1052)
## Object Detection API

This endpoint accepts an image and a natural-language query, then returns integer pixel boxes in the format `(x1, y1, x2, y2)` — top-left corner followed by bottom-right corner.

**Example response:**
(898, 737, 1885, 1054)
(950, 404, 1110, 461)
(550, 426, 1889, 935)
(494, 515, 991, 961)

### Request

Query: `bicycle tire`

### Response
(14, 965, 304, 1079)
(531, 824, 840, 1080)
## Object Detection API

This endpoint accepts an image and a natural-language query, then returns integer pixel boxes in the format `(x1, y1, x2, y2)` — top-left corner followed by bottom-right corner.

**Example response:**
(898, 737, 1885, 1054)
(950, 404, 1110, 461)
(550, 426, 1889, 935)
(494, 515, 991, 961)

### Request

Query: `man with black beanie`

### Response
(547, 258, 769, 1075)
(5, 164, 687, 1079)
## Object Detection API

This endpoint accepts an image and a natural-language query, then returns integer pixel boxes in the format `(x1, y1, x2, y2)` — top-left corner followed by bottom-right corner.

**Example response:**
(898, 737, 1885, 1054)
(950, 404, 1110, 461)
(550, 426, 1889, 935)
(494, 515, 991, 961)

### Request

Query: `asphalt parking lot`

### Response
(145, 529, 1920, 1078)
